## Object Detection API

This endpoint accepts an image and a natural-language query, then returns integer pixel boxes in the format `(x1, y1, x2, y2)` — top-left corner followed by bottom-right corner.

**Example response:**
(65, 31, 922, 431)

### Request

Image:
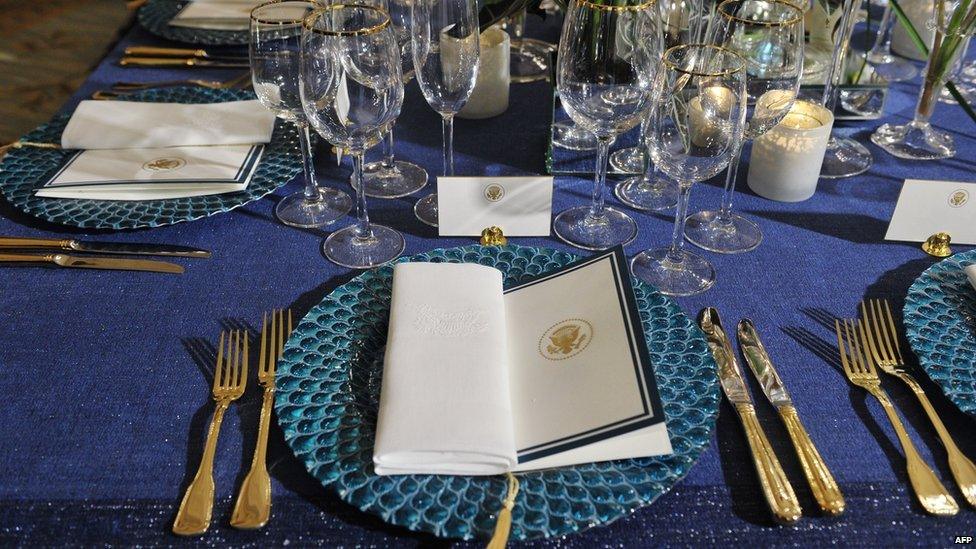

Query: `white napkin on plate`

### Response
(170, 0, 266, 30)
(373, 262, 517, 476)
(60, 100, 276, 150)
(966, 265, 976, 291)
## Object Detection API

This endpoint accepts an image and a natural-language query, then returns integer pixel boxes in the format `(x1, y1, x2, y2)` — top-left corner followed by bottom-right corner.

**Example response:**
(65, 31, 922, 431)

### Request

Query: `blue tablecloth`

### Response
(1, 13, 975, 546)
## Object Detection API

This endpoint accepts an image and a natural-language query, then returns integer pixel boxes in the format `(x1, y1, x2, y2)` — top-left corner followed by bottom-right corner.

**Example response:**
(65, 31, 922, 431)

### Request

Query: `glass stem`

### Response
(667, 181, 694, 264)
(867, 2, 895, 60)
(382, 124, 396, 170)
(296, 121, 320, 202)
(822, 0, 858, 109)
(589, 136, 613, 219)
(352, 152, 373, 240)
(442, 114, 455, 176)
(717, 142, 743, 222)
(639, 118, 652, 185)
(513, 9, 525, 53)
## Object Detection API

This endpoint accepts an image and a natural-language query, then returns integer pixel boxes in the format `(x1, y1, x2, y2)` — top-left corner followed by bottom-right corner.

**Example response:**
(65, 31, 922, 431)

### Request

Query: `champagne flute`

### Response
(250, 0, 352, 228)
(357, 0, 430, 199)
(411, 0, 480, 227)
(632, 44, 747, 296)
(554, 0, 662, 250)
(684, 0, 804, 254)
(301, 4, 406, 268)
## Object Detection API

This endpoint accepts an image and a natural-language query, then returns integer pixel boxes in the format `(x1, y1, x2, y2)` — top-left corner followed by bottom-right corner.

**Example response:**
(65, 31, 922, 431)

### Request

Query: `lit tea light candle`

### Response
(747, 100, 834, 202)
(689, 86, 735, 147)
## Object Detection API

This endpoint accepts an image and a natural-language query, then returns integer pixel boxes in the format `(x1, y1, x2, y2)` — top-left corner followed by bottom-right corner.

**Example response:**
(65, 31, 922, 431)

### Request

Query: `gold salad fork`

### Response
(231, 309, 292, 529)
(173, 330, 249, 536)
(835, 319, 958, 516)
(861, 299, 976, 507)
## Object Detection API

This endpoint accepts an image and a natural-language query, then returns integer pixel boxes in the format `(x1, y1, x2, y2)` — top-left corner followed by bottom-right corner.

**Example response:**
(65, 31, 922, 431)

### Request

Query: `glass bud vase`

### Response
(872, 34, 969, 160)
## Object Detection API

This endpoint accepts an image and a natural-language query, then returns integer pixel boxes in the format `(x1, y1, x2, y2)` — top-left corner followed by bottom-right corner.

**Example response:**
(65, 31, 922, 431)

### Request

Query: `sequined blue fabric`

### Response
(904, 249, 976, 416)
(274, 244, 720, 541)
(138, 0, 248, 45)
(0, 87, 300, 230)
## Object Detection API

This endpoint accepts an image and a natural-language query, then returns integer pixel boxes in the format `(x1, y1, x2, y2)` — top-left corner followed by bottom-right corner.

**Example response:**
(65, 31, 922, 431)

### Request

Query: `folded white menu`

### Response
(61, 100, 275, 150)
(374, 248, 672, 476)
(170, 0, 267, 30)
(966, 265, 976, 291)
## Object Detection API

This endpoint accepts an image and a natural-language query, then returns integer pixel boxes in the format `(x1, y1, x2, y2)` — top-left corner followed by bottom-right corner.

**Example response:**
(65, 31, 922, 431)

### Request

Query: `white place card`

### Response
(886, 179, 976, 244)
(437, 176, 553, 237)
(36, 145, 263, 201)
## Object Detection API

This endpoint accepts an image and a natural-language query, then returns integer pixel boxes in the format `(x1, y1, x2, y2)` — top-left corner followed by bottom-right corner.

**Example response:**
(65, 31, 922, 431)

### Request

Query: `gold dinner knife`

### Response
(737, 318, 846, 516)
(119, 56, 250, 69)
(0, 252, 183, 274)
(123, 46, 247, 61)
(0, 236, 210, 258)
(699, 308, 802, 524)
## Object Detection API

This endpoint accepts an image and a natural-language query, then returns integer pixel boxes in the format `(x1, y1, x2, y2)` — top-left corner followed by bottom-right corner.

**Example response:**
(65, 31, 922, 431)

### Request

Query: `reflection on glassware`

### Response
(631, 44, 746, 297)
(553, 0, 662, 250)
(411, 0, 481, 227)
(552, 120, 599, 151)
(505, 9, 554, 83)
(614, 116, 678, 211)
(684, 0, 804, 254)
(865, 0, 919, 82)
(609, 145, 645, 174)
(249, 0, 352, 228)
(301, 4, 406, 268)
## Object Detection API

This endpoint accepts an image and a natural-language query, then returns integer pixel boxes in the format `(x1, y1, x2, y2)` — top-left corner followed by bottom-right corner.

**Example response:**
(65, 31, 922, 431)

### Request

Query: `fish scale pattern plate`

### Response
(0, 87, 300, 230)
(274, 244, 720, 541)
(138, 0, 248, 45)
(904, 249, 976, 416)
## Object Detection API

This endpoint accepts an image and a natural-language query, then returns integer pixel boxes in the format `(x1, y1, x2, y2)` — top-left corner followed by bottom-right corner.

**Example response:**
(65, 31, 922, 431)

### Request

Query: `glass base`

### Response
(553, 205, 637, 251)
(414, 193, 438, 227)
(684, 210, 763, 254)
(322, 224, 405, 269)
(355, 160, 428, 199)
(871, 120, 956, 160)
(510, 38, 553, 83)
(819, 136, 873, 179)
(609, 146, 645, 174)
(614, 176, 678, 211)
(552, 121, 598, 151)
(631, 248, 715, 297)
(275, 187, 352, 228)
(867, 53, 919, 82)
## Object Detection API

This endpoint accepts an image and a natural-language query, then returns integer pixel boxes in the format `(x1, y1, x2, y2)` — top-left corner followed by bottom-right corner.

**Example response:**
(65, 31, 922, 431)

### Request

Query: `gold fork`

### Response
(835, 319, 958, 516)
(231, 309, 292, 529)
(860, 299, 976, 507)
(101, 73, 252, 96)
(173, 330, 249, 536)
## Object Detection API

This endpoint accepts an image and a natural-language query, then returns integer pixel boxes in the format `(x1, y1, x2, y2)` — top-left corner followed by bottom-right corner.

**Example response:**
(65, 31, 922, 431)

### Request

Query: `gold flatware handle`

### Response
(735, 402, 802, 524)
(0, 252, 58, 264)
(173, 402, 229, 536)
(119, 57, 195, 67)
(777, 405, 845, 515)
(0, 237, 70, 250)
(125, 46, 207, 57)
(898, 373, 976, 507)
(869, 388, 959, 516)
(230, 386, 274, 529)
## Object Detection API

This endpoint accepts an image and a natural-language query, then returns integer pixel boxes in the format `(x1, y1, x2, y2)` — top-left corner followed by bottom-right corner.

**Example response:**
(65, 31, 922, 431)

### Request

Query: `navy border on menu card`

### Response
(504, 246, 666, 464)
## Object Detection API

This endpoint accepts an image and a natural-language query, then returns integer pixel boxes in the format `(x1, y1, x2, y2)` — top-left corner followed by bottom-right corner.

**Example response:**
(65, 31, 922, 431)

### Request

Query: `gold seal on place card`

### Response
(948, 189, 969, 208)
(142, 157, 186, 172)
(484, 183, 506, 202)
(539, 319, 593, 361)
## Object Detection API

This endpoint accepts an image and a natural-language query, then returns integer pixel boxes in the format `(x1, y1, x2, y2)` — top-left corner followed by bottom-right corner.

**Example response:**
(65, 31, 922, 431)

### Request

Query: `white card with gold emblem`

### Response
(886, 179, 976, 245)
(36, 145, 263, 200)
(436, 176, 553, 237)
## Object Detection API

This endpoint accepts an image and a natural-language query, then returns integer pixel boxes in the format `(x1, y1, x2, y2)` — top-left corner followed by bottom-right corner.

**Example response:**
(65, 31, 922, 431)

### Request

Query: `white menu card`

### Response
(886, 179, 976, 244)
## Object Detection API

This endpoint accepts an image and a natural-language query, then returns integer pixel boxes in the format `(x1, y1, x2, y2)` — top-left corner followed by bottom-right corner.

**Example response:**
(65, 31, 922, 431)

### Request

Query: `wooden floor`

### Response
(0, 0, 131, 143)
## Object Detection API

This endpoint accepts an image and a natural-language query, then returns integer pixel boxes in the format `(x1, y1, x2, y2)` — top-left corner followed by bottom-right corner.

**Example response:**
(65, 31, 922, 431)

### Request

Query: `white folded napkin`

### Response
(373, 262, 517, 476)
(170, 0, 266, 30)
(61, 100, 276, 150)
(966, 265, 976, 291)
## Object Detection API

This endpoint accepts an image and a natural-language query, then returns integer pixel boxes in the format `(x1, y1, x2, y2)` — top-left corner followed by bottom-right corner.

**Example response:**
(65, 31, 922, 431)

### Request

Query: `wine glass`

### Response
(684, 0, 804, 254)
(632, 44, 747, 296)
(357, 0, 429, 199)
(301, 4, 406, 268)
(250, 0, 352, 228)
(554, 0, 662, 250)
(411, 0, 481, 227)
(865, 0, 918, 82)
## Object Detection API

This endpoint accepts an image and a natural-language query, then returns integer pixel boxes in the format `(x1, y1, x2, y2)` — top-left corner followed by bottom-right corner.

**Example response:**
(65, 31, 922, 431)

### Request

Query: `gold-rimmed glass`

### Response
(553, 0, 663, 250)
(250, 0, 353, 228)
(300, 4, 406, 268)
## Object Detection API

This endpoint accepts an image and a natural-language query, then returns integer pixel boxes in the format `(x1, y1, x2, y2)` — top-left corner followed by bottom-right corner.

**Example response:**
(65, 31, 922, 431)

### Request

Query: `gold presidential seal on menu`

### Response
(539, 319, 593, 361)
(142, 157, 186, 172)
(484, 183, 505, 202)
(948, 189, 969, 207)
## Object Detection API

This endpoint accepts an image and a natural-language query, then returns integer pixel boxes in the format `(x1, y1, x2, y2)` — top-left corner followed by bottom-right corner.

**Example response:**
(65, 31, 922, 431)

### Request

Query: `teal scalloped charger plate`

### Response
(904, 249, 976, 416)
(275, 245, 720, 541)
(138, 0, 248, 45)
(0, 87, 300, 230)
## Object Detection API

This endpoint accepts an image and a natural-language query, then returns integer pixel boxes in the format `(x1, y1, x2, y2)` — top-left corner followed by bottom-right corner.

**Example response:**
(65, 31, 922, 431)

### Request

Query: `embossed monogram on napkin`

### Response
(414, 304, 489, 336)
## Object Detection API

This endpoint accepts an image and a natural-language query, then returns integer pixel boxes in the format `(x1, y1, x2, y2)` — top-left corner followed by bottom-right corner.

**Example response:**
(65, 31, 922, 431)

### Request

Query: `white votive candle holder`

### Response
(458, 27, 510, 119)
(747, 100, 834, 203)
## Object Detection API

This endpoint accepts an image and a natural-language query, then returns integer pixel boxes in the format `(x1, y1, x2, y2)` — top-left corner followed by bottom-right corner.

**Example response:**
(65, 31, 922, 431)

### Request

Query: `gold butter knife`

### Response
(124, 46, 246, 60)
(119, 56, 250, 69)
(700, 308, 802, 524)
(737, 318, 845, 516)
(0, 252, 183, 274)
